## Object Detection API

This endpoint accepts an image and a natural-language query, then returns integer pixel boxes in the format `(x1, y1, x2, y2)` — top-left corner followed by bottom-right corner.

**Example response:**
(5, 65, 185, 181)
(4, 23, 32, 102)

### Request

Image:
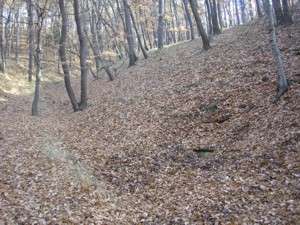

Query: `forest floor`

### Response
(0, 18, 300, 224)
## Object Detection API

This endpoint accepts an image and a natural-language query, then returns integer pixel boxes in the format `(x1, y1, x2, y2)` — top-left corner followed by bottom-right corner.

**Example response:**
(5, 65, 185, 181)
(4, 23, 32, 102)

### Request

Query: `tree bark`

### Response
(26, 0, 34, 81)
(123, 0, 138, 66)
(0, 1, 5, 73)
(255, 0, 263, 17)
(58, 0, 79, 112)
(234, 0, 240, 25)
(32, 4, 46, 116)
(128, 5, 148, 59)
(272, 0, 284, 25)
(239, 0, 247, 23)
(188, 0, 210, 50)
(14, 9, 20, 64)
(282, 0, 293, 24)
(205, 0, 213, 36)
(73, 0, 89, 110)
(211, 0, 221, 34)
(217, 0, 224, 28)
(182, 0, 195, 40)
(157, 0, 165, 49)
(264, 0, 289, 102)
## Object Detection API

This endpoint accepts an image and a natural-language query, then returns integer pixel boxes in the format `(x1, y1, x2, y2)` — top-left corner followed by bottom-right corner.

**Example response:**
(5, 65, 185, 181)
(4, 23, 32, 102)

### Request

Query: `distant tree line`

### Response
(0, 0, 295, 115)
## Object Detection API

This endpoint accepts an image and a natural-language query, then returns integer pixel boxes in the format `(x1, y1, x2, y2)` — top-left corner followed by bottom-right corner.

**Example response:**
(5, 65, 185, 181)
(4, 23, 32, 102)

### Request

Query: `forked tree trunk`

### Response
(58, 0, 79, 112)
(189, 0, 210, 50)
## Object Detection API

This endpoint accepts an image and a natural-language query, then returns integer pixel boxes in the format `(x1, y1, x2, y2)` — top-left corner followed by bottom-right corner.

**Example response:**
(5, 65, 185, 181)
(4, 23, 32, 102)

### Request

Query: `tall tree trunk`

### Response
(15, 9, 20, 64)
(239, 0, 247, 23)
(157, 0, 165, 49)
(264, 0, 289, 102)
(90, 8, 102, 78)
(205, 0, 213, 36)
(4, 12, 11, 59)
(58, 0, 79, 112)
(234, 0, 240, 25)
(128, 5, 148, 59)
(172, 0, 182, 41)
(217, 0, 224, 28)
(272, 0, 284, 25)
(282, 0, 293, 24)
(73, 0, 88, 110)
(211, 0, 221, 34)
(223, 3, 228, 27)
(26, 0, 34, 81)
(226, 1, 233, 27)
(255, 0, 263, 17)
(188, 0, 210, 50)
(248, 0, 254, 20)
(0, 1, 5, 73)
(123, 0, 138, 66)
(169, 1, 177, 43)
(32, 8, 45, 116)
(182, 0, 195, 40)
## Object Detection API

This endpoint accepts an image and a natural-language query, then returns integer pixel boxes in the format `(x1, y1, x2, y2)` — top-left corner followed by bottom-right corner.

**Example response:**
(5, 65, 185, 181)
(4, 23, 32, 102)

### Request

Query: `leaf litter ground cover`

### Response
(0, 20, 299, 224)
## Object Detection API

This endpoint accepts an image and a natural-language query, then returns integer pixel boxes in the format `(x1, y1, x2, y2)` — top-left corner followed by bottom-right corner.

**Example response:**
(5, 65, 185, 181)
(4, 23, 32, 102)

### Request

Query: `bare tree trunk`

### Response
(282, 0, 293, 24)
(58, 0, 79, 112)
(172, 0, 182, 41)
(89, 8, 103, 78)
(14, 9, 20, 64)
(248, 0, 254, 20)
(26, 0, 34, 82)
(123, 0, 138, 66)
(205, 0, 213, 36)
(0, 0, 5, 73)
(255, 0, 263, 17)
(73, 0, 89, 110)
(272, 0, 284, 25)
(223, 3, 228, 27)
(217, 0, 224, 28)
(226, 1, 233, 27)
(189, 0, 210, 50)
(182, 0, 195, 40)
(234, 0, 241, 25)
(128, 5, 148, 59)
(4, 11, 12, 60)
(211, 0, 221, 34)
(157, 0, 165, 49)
(32, 3, 47, 116)
(264, 0, 289, 102)
(239, 0, 247, 23)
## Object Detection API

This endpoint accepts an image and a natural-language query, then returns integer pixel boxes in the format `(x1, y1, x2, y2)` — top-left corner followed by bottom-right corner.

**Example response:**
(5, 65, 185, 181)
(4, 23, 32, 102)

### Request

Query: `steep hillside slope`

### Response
(0, 19, 299, 224)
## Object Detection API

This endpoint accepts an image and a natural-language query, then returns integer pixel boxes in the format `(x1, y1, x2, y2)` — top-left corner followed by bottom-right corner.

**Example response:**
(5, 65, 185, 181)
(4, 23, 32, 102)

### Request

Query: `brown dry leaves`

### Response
(0, 21, 300, 224)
